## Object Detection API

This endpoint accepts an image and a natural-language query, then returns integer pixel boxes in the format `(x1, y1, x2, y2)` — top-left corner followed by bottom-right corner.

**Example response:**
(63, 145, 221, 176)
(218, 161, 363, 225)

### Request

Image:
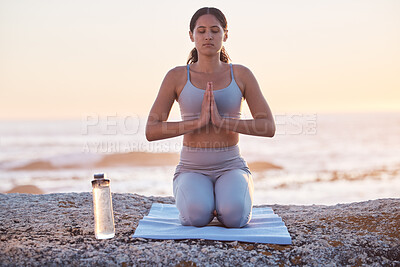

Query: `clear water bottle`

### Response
(92, 173, 115, 239)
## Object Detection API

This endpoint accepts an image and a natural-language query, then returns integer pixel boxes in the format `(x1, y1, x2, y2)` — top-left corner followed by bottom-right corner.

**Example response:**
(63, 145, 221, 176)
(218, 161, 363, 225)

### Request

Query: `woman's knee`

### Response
(215, 169, 254, 228)
(173, 172, 215, 227)
(217, 201, 252, 228)
(178, 196, 214, 226)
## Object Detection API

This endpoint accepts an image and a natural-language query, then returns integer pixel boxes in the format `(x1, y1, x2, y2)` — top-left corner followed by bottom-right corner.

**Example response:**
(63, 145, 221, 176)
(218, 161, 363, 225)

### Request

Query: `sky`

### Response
(0, 0, 399, 120)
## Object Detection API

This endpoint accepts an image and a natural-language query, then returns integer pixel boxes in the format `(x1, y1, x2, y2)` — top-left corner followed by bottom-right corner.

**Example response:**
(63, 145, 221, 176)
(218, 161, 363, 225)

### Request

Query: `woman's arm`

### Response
(210, 65, 276, 137)
(145, 68, 211, 141)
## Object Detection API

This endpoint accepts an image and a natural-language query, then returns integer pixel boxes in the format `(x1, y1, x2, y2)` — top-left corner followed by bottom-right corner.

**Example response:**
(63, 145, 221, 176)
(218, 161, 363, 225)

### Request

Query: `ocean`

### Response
(0, 112, 399, 205)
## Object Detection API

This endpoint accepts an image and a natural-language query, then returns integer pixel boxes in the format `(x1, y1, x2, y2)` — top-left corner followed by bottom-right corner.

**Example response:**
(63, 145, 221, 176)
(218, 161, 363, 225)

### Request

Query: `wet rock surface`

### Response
(0, 193, 399, 266)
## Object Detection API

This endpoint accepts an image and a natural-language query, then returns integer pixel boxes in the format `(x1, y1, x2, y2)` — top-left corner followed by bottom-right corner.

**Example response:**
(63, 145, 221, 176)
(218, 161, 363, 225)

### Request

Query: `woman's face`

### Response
(190, 14, 228, 56)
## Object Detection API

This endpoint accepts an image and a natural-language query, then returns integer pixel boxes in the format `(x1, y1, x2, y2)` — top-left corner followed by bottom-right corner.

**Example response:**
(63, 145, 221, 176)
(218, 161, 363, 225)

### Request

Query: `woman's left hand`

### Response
(209, 82, 224, 127)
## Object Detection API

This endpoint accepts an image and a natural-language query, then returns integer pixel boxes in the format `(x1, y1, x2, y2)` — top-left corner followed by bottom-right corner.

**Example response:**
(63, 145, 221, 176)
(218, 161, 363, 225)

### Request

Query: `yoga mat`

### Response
(132, 203, 292, 245)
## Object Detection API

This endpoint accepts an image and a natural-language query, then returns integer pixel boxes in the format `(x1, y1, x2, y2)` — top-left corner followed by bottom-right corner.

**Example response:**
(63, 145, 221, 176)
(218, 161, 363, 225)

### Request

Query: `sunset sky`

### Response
(0, 0, 399, 120)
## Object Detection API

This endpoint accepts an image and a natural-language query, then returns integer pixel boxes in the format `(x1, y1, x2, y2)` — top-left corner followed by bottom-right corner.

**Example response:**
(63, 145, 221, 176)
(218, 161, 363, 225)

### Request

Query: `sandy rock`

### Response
(0, 193, 399, 266)
(5, 185, 44, 194)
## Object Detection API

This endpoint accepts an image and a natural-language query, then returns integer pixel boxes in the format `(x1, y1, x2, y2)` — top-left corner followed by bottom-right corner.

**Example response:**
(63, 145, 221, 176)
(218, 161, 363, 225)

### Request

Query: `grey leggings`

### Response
(173, 145, 254, 228)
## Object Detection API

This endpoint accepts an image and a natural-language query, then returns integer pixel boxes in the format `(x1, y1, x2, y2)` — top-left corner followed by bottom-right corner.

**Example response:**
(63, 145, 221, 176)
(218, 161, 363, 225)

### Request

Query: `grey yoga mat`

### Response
(132, 203, 292, 245)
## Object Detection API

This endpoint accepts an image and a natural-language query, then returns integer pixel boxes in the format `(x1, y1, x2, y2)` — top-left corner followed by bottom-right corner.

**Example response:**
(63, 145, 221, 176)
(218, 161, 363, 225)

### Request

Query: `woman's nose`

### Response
(205, 31, 213, 40)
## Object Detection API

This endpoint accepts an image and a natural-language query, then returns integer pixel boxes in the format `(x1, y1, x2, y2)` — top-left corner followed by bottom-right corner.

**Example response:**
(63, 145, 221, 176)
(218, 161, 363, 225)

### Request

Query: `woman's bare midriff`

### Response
(183, 124, 239, 148)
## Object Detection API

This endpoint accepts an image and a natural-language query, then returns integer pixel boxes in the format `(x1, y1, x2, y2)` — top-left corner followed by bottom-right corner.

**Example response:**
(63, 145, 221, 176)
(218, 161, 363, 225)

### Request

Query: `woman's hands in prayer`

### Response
(198, 82, 223, 129)
(209, 82, 223, 127)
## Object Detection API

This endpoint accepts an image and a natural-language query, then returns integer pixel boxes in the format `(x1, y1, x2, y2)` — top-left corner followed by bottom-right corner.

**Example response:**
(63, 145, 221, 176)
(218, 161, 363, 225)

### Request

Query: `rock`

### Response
(0, 193, 399, 266)
(5, 185, 44, 194)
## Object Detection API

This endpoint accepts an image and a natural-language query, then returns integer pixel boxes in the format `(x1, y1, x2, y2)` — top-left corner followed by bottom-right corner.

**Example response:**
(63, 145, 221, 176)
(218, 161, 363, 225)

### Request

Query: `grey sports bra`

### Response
(178, 63, 243, 120)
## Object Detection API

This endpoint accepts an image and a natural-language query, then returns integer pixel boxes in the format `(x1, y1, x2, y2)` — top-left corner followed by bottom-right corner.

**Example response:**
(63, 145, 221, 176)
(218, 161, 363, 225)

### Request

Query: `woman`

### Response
(146, 7, 275, 228)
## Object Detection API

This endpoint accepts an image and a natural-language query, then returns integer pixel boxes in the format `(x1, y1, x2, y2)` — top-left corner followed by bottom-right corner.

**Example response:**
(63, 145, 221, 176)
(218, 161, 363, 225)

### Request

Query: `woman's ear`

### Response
(189, 31, 194, 42)
(223, 30, 228, 42)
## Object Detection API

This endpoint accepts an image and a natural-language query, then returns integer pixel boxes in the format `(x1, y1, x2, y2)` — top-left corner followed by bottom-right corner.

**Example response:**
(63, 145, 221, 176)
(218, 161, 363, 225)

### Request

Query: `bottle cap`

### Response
(94, 173, 107, 179)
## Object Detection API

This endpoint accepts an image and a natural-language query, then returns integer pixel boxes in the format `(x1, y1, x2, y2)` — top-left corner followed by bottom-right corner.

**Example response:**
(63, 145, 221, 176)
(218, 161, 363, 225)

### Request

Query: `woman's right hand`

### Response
(197, 82, 212, 128)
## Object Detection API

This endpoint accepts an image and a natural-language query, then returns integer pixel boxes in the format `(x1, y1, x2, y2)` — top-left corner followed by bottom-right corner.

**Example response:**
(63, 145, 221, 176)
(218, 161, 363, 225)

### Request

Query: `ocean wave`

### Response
(6, 151, 180, 171)
(3, 152, 283, 172)
(273, 164, 400, 189)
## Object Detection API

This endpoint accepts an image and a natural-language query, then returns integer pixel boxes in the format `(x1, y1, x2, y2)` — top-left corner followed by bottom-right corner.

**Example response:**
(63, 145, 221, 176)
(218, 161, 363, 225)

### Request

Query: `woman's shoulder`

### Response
(231, 63, 253, 76)
(167, 65, 187, 76)
(159, 65, 188, 95)
(231, 63, 257, 91)
(163, 65, 188, 82)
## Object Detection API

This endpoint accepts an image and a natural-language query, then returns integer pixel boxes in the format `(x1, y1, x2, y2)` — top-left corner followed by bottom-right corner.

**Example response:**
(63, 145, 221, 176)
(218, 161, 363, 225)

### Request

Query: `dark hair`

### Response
(187, 7, 231, 64)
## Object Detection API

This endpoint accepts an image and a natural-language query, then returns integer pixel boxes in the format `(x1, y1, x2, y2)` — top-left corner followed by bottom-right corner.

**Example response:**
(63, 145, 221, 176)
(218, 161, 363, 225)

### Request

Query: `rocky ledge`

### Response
(0, 193, 399, 266)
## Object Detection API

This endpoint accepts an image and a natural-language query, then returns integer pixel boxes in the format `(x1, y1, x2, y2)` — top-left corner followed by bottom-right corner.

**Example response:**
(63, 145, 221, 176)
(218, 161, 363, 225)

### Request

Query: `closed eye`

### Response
(196, 26, 221, 34)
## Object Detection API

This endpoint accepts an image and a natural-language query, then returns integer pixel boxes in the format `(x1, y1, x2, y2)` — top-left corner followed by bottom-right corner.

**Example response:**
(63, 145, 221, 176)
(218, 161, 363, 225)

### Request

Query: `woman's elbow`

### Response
(264, 120, 276, 138)
(268, 126, 276, 137)
(145, 125, 156, 142)
(145, 132, 154, 142)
